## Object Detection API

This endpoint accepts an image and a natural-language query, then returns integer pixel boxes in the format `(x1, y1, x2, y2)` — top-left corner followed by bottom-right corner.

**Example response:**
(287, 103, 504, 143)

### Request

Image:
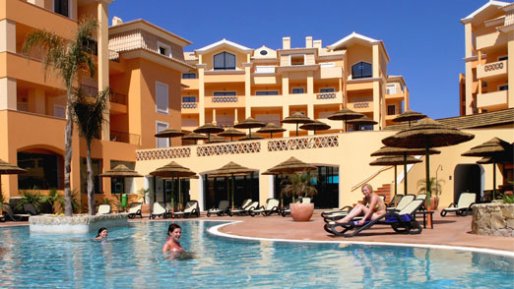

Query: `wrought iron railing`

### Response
(316, 92, 336, 99)
(136, 147, 191, 161)
(212, 96, 238, 103)
(182, 102, 198, 109)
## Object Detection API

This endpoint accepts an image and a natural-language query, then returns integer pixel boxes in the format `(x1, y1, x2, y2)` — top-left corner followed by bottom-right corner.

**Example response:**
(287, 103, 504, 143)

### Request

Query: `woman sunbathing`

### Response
(336, 183, 386, 226)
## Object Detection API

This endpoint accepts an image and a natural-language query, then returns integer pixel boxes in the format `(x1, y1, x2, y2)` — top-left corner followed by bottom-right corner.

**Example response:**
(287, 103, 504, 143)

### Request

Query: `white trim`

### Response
(156, 41, 171, 58)
(155, 81, 169, 114)
(461, 1, 509, 22)
(328, 32, 380, 50)
(155, 121, 169, 148)
(196, 38, 252, 53)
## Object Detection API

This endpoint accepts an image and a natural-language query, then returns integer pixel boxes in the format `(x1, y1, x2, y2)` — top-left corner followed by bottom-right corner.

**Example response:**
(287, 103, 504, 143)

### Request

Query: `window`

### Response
(386, 84, 397, 95)
(291, 55, 304, 66)
(291, 87, 304, 94)
(156, 122, 169, 148)
(213, 91, 236, 96)
(387, 105, 396, 115)
(319, 88, 335, 93)
(255, 66, 275, 74)
(498, 56, 508, 61)
(18, 152, 63, 190)
(352, 62, 372, 79)
(155, 82, 169, 113)
(182, 73, 197, 79)
(54, 0, 69, 17)
(157, 42, 171, 57)
(499, 84, 508, 91)
(53, 105, 65, 118)
(255, 90, 279, 96)
(259, 50, 268, 56)
(214, 52, 236, 70)
(182, 96, 196, 103)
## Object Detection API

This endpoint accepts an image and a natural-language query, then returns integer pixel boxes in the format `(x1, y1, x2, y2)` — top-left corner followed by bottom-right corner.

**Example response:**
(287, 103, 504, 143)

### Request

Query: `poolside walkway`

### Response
(2, 210, 512, 253)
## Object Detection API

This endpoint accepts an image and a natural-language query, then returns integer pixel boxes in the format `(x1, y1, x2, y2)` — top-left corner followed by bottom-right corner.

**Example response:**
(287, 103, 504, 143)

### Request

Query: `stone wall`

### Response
(472, 203, 514, 237)
(29, 214, 129, 234)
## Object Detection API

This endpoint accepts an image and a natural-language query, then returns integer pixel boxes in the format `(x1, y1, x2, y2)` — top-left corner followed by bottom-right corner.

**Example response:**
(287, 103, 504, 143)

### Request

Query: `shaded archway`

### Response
(17, 148, 64, 190)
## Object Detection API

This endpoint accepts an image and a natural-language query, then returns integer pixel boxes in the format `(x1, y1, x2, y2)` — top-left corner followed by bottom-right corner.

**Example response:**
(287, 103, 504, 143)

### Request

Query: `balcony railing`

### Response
(110, 92, 127, 105)
(477, 60, 508, 79)
(182, 102, 198, 109)
(110, 130, 141, 146)
(316, 92, 337, 100)
(353, 102, 370, 108)
(212, 96, 238, 103)
(477, 90, 508, 108)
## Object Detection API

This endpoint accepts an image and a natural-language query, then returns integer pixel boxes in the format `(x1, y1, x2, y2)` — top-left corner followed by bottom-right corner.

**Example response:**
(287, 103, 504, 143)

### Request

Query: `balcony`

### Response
(476, 31, 508, 51)
(1, 52, 63, 89)
(477, 60, 508, 80)
(316, 92, 337, 100)
(205, 95, 244, 108)
(347, 101, 373, 112)
(110, 130, 141, 146)
(477, 90, 508, 109)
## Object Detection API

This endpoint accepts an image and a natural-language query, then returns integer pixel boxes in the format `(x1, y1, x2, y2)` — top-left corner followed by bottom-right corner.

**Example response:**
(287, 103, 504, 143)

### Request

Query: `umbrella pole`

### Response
(296, 123, 299, 136)
(493, 161, 497, 200)
(231, 176, 235, 209)
(425, 145, 431, 199)
(394, 165, 397, 196)
(403, 154, 408, 195)
(153, 176, 157, 205)
(248, 128, 252, 139)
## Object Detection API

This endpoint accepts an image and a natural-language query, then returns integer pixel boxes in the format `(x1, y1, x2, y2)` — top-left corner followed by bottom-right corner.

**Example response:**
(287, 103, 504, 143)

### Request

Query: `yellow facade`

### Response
(460, 1, 514, 115)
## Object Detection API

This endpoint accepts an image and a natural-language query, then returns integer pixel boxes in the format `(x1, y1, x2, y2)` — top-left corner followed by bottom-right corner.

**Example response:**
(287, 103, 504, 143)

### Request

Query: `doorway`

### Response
(454, 164, 481, 203)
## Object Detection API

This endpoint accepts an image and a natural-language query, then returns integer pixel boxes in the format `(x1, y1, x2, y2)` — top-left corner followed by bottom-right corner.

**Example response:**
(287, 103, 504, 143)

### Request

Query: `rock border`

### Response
(29, 214, 129, 234)
(472, 203, 514, 237)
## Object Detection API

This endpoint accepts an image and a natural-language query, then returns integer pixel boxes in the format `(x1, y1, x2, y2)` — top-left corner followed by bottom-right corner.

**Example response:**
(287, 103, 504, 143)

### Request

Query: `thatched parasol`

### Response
(205, 162, 258, 208)
(371, 146, 441, 195)
(392, 110, 427, 127)
(182, 132, 208, 144)
(240, 134, 264, 141)
(100, 164, 143, 209)
(155, 129, 188, 147)
(327, 108, 364, 132)
(150, 161, 197, 211)
(207, 135, 226, 143)
(382, 118, 474, 198)
(234, 117, 265, 139)
(218, 128, 245, 141)
(193, 123, 224, 141)
(257, 122, 286, 138)
(281, 112, 314, 136)
(267, 157, 317, 174)
(369, 155, 422, 196)
(300, 120, 331, 135)
(346, 115, 378, 131)
(462, 137, 511, 198)
(0, 159, 27, 195)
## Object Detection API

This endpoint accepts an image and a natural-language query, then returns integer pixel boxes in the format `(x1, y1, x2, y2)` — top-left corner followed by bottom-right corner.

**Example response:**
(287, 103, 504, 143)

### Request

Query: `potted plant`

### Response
(281, 171, 317, 221)
(417, 177, 444, 210)
(137, 188, 151, 214)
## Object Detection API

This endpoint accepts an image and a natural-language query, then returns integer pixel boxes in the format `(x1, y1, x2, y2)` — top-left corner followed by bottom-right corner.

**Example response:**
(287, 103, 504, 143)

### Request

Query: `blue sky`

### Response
(110, 0, 493, 120)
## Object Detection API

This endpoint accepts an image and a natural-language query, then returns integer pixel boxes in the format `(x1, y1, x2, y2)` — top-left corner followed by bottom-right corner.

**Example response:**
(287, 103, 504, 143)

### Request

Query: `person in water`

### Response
(95, 227, 108, 241)
(336, 183, 386, 226)
(162, 223, 184, 255)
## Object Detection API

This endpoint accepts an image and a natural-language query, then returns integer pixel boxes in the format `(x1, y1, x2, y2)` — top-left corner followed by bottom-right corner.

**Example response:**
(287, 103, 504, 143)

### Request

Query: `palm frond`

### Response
(72, 87, 109, 142)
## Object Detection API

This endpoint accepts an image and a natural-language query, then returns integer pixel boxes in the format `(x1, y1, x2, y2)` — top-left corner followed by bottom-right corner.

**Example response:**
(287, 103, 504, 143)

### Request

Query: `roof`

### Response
(385, 108, 514, 131)
(109, 19, 191, 47)
(327, 32, 380, 50)
(195, 39, 253, 54)
(461, 1, 510, 23)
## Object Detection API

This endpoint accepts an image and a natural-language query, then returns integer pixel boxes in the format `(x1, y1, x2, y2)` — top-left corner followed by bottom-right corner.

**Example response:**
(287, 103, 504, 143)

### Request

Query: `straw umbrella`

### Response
(207, 135, 226, 143)
(300, 120, 331, 135)
(257, 122, 286, 138)
(154, 129, 187, 147)
(234, 117, 265, 139)
(0, 159, 27, 196)
(346, 115, 378, 131)
(267, 157, 317, 175)
(218, 128, 245, 141)
(382, 118, 474, 203)
(327, 108, 364, 132)
(392, 110, 427, 127)
(194, 123, 224, 141)
(205, 162, 258, 209)
(240, 134, 264, 141)
(182, 132, 208, 145)
(462, 137, 511, 199)
(371, 146, 441, 195)
(281, 112, 314, 136)
(150, 161, 197, 212)
(100, 164, 143, 210)
(370, 155, 422, 197)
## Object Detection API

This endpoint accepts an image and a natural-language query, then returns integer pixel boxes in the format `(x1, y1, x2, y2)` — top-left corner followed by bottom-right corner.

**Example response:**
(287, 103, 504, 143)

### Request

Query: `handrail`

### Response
(350, 166, 392, 192)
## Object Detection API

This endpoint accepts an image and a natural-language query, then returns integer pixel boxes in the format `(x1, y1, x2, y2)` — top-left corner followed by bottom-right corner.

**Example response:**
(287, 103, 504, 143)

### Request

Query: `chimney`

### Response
(112, 16, 123, 26)
(305, 36, 313, 48)
(282, 37, 291, 49)
(313, 40, 322, 49)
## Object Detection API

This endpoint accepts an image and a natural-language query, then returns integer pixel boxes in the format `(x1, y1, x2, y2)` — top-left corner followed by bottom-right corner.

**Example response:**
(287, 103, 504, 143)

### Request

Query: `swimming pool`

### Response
(0, 221, 512, 288)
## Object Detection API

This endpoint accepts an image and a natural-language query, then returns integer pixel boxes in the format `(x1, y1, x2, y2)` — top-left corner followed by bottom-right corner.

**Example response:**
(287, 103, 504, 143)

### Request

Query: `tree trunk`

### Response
(87, 141, 95, 215)
(63, 102, 74, 216)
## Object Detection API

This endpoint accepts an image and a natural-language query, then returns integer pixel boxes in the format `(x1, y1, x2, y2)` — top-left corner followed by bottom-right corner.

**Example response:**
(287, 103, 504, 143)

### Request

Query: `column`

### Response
(0, 78, 17, 110)
(508, 32, 514, 109)
(243, 62, 252, 118)
(98, 1, 110, 141)
(372, 44, 381, 130)
(197, 64, 206, 125)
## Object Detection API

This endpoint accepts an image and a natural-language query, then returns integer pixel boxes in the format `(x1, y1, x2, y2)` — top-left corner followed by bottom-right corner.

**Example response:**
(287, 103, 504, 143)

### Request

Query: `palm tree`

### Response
(23, 19, 97, 216)
(281, 171, 318, 203)
(72, 87, 109, 215)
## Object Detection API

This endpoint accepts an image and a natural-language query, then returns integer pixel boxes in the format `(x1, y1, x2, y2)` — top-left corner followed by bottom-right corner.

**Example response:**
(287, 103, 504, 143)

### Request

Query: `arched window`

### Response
(352, 62, 372, 79)
(214, 52, 236, 70)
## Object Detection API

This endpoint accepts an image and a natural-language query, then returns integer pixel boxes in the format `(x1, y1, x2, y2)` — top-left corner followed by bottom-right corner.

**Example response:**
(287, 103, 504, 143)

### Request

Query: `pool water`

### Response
(0, 221, 512, 289)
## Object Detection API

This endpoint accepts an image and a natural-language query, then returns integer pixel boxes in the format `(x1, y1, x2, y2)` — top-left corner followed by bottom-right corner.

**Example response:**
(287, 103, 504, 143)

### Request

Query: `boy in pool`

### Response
(162, 223, 185, 255)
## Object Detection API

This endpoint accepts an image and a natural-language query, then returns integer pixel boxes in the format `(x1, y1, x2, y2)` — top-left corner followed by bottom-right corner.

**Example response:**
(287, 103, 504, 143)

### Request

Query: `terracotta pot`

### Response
(141, 204, 151, 215)
(425, 196, 439, 211)
(290, 203, 314, 222)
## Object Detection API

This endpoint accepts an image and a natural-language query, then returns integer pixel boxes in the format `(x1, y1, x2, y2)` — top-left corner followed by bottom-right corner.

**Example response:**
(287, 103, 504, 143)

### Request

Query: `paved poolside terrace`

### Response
(2, 210, 512, 254)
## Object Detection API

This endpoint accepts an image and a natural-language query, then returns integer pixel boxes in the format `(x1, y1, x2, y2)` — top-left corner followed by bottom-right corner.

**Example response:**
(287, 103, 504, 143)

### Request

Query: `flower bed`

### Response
(472, 203, 514, 237)
(29, 213, 129, 234)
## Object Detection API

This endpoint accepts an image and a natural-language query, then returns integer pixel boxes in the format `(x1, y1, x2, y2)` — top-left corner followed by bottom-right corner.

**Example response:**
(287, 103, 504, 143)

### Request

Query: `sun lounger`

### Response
(150, 202, 170, 219)
(173, 200, 200, 218)
(3, 204, 30, 221)
(250, 198, 280, 216)
(207, 200, 230, 217)
(387, 194, 415, 212)
(96, 204, 111, 215)
(324, 199, 424, 237)
(229, 201, 258, 216)
(321, 206, 353, 223)
(227, 199, 252, 216)
(440, 192, 476, 217)
(127, 202, 143, 219)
